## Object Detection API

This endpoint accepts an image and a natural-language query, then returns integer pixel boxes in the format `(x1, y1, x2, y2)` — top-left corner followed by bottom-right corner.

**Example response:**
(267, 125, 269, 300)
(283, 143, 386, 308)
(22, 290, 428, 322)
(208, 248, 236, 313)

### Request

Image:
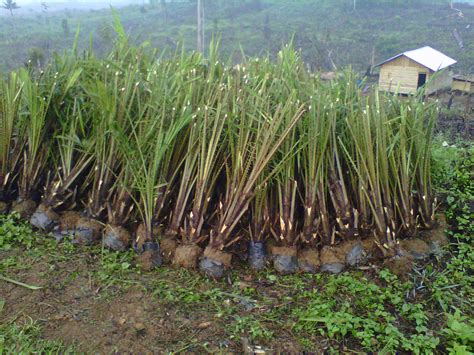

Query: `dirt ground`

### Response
(0, 221, 469, 353)
(0, 244, 315, 353)
(434, 91, 474, 139)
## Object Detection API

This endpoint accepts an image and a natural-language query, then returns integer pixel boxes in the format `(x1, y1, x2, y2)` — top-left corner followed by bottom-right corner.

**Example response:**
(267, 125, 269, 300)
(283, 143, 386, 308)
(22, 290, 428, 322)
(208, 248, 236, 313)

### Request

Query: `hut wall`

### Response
(452, 80, 472, 93)
(378, 56, 429, 95)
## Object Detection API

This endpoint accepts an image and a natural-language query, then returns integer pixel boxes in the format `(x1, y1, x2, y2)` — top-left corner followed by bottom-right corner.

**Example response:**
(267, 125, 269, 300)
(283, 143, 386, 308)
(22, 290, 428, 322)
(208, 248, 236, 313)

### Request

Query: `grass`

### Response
(0, 140, 472, 352)
(0, 318, 76, 353)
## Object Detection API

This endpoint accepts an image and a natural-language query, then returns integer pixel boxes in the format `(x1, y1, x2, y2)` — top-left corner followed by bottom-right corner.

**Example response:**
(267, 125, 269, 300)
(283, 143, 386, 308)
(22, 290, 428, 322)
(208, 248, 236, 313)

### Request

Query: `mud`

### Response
(136, 251, 160, 271)
(424, 217, 450, 255)
(0, 213, 459, 352)
(0, 247, 312, 353)
(361, 237, 378, 258)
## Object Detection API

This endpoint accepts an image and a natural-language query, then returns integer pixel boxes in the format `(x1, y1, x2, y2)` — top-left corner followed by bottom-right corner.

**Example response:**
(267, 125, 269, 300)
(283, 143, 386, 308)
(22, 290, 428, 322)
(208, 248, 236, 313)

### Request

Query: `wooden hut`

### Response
(376, 46, 456, 95)
(452, 75, 474, 94)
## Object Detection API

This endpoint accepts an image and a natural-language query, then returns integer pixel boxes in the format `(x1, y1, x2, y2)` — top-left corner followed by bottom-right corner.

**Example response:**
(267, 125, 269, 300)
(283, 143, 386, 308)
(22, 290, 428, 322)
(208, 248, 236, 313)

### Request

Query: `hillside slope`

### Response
(0, 0, 473, 73)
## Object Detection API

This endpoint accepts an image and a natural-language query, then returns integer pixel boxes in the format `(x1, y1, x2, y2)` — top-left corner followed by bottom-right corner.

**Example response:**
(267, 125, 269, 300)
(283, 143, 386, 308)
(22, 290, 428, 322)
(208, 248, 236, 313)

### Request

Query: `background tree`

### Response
(61, 19, 70, 38)
(263, 13, 271, 40)
(1, 0, 20, 29)
(41, 2, 49, 25)
(27, 47, 45, 68)
(161, 0, 168, 20)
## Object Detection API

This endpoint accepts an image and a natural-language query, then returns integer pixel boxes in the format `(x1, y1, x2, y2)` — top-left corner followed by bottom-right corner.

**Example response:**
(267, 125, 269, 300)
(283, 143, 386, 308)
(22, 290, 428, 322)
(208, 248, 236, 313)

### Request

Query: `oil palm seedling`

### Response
(0, 25, 443, 278)
(172, 95, 229, 267)
(0, 72, 23, 210)
(172, 48, 230, 268)
(269, 46, 308, 273)
(30, 64, 87, 230)
(76, 47, 145, 245)
(12, 68, 56, 219)
(297, 86, 333, 272)
(30, 103, 91, 230)
(327, 72, 365, 243)
(114, 64, 192, 268)
(342, 94, 396, 255)
(248, 182, 271, 270)
(102, 168, 135, 251)
(201, 68, 305, 277)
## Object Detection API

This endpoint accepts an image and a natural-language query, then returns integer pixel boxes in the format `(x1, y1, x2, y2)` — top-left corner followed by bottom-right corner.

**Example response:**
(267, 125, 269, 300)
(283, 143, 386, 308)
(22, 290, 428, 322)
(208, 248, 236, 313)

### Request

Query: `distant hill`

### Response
(0, 0, 473, 73)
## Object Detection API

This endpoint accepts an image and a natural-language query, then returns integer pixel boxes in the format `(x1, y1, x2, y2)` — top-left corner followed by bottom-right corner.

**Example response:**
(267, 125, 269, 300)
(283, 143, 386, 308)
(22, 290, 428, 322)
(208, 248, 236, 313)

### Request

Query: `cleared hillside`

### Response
(0, 0, 473, 73)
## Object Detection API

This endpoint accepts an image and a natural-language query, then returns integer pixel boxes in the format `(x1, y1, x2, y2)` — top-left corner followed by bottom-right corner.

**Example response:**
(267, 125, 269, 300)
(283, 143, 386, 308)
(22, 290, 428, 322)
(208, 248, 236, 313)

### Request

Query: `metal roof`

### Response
(376, 46, 457, 72)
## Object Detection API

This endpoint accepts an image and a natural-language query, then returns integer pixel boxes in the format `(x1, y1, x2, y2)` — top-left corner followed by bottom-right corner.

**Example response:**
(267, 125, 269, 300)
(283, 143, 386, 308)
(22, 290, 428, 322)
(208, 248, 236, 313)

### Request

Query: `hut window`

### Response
(417, 73, 427, 88)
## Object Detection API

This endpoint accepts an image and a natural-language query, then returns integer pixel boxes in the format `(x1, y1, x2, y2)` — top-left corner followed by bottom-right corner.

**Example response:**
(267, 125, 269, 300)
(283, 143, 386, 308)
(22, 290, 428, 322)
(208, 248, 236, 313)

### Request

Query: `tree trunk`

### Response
(10, 9, 16, 30)
(197, 0, 204, 53)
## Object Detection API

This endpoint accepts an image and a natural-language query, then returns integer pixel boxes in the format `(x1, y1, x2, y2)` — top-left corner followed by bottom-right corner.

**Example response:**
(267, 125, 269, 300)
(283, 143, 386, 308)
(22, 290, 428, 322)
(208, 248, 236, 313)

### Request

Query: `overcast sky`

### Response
(13, 0, 132, 4)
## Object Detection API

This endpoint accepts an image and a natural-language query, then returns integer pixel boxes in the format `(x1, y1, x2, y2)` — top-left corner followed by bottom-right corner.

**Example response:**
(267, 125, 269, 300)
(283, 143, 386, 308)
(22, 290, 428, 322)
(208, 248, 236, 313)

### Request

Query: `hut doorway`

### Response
(417, 73, 427, 88)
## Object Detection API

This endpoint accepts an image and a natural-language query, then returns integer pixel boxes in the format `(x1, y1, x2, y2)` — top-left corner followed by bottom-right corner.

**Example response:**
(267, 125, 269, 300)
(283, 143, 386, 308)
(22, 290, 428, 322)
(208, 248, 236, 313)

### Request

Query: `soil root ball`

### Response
(346, 242, 367, 266)
(173, 244, 202, 268)
(384, 254, 414, 279)
(59, 211, 81, 230)
(199, 247, 232, 279)
(199, 258, 225, 279)
(272, 246, 298, 274)
(52, 212, 82, 242)
(399, 238, 431, 260)
(52, 226, 69, 242)
(0, 201, 10, 214)
(136, 241, 162, 271)
(72, 217, 103, 245)
(298, 249, 320, 273)
(425, 226, 450, 256)
(320, 246, 345, 274)
(361, 238, 378, 259)
(133, 223, 161, 253)
(103, 224, 132, 251)
(11, 199, 37, 220)
(160, 237, 178, 264)
(248, 241, 267, 270)
(30, 204, 59, 231)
